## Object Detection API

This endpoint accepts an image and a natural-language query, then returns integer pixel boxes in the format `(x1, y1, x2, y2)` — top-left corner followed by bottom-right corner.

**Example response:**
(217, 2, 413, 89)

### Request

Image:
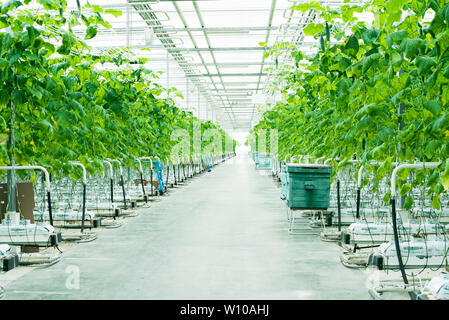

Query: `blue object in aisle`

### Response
(153, 161, 166, 192)
(141, 160, 165, 193)
(204, 156, 211, 172)
(141, 160, 166, 192)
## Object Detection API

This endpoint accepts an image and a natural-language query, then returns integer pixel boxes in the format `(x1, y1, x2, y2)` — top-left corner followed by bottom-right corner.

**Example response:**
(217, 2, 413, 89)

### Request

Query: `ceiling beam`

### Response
(251, 0, 277, 127)
(148, 61, 274, 67)
(256, 0, 277, 94)
(129, 0, 223, 119)
(188, 73, 267, 77)
(170, 26, 280, 32)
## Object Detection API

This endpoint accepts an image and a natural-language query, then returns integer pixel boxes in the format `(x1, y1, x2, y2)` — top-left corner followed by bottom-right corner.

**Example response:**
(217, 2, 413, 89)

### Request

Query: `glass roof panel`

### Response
(62, 0, 361, 131)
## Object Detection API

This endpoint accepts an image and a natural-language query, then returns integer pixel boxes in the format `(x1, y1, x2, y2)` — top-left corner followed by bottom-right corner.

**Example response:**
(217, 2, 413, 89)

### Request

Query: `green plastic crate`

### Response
(286, 164, 332, 209)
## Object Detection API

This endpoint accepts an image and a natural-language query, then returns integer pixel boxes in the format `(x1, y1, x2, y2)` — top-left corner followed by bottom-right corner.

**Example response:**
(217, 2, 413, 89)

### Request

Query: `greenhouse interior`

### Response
(0, 0, 448, 303)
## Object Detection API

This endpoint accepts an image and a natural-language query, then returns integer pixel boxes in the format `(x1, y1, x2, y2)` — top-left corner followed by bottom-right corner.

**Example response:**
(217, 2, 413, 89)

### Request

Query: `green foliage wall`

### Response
(251, 0, 449, 209)
(0, 0, 235, 180)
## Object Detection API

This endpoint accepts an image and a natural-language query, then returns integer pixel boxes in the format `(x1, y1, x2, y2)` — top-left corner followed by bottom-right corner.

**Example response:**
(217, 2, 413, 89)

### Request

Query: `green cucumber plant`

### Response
(251, 0, 449, 209)
(0, 0, 236, 183)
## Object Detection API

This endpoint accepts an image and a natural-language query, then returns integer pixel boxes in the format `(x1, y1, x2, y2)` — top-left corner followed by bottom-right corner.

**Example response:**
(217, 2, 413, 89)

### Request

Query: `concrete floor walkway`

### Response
(4, 152, 370, 299)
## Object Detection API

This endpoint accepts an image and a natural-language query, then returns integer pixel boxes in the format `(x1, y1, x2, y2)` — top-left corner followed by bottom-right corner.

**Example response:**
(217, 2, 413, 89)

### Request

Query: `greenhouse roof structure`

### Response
(63, 0, 359, 132)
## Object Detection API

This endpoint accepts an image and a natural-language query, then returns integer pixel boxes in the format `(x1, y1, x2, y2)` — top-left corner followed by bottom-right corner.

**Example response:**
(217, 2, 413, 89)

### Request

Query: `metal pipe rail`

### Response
(0, 165, 53, 226)
(283, 154, 292, 164)
(390, 162, 441, 292)
(315, 157, 325, 164)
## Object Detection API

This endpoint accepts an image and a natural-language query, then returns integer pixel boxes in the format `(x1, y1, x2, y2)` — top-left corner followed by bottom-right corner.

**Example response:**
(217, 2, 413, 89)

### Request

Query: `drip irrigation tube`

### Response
(390, 162, 441, 299)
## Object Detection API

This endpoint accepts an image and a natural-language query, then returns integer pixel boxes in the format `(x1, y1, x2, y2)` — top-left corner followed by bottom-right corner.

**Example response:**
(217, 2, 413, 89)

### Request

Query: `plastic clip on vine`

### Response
(69, 161, 87, 233)
(0, 166, 53, 226)
(390, 162, 441, 298)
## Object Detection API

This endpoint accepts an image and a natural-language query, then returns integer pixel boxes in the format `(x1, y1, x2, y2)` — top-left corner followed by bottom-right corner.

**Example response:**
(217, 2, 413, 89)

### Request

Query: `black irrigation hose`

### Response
(337, 180, 341, 232)
(47, 190, 53, 227)
(110, 178, 114, 203)
(150, 169, 154, 196)
(391, 198, 415, 299)
(356, 188, 361, 219)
